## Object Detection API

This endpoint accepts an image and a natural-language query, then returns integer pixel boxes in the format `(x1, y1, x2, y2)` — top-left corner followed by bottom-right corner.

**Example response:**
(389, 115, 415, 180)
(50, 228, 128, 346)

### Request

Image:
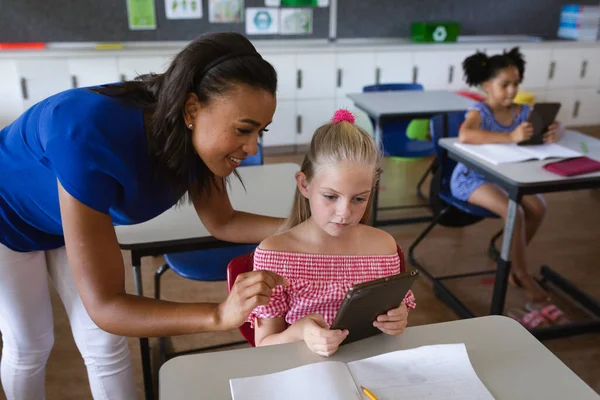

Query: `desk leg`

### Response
(132, 253, 155, 400)
(490, 198, 518, 315)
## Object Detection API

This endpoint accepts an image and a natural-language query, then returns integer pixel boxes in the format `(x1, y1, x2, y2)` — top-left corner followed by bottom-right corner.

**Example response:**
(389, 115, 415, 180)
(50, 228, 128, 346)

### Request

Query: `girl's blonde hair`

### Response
(280, 119, 382, 232)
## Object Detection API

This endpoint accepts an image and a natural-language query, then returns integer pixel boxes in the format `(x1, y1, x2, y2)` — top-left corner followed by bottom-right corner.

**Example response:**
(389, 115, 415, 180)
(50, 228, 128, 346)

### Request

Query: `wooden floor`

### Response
(1, 127, 599, 399)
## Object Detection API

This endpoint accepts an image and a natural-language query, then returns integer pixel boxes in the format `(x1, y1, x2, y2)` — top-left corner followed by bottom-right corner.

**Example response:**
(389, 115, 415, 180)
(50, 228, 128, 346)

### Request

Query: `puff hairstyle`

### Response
(462, 47, 526, 86)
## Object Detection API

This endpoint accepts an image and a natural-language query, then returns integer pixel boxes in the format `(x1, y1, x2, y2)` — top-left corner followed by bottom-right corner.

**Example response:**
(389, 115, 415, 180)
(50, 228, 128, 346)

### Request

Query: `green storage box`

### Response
(411, 22, 461, 43)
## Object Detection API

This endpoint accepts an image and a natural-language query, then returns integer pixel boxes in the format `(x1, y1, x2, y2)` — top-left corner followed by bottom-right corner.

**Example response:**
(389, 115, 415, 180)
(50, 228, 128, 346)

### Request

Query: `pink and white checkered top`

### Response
(247, 247, 416, 328)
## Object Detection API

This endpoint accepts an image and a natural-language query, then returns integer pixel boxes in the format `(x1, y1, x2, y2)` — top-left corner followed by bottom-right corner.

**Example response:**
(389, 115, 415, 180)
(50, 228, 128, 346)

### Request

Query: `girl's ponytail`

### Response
(462, 51, 490, 86)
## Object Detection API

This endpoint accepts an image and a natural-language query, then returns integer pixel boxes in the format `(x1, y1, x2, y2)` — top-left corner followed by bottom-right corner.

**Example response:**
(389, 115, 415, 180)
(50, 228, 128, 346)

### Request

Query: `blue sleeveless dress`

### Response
(450, 102, 530, 202)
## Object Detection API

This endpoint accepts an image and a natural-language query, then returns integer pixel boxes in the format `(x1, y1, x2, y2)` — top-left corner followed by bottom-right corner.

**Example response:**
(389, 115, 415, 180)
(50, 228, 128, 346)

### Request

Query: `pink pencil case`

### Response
(543, 157, 600, 177)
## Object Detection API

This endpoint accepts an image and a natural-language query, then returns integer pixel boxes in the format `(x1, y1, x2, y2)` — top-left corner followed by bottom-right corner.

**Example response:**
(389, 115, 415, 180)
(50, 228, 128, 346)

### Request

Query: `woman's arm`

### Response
(191, 179, 283, 243)
(58, 182, 285, 337)
(458, 110, 524, 144)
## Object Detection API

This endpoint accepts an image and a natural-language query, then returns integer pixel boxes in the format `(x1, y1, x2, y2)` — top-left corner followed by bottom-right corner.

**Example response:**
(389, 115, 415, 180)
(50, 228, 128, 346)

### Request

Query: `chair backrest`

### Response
(429, 111, 465, 192)
(226, 245, 406, 347)
(363, 83, 424, 92)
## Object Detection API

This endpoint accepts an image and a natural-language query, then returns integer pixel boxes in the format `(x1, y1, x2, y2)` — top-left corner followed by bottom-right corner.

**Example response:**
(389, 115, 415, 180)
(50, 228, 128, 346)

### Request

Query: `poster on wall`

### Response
(280, 8, 312, 34)
(246, 8, 279, 34)
(209, 0, 244, 23)
(165, 0, 203, 19)
(127, 0, 157, 29)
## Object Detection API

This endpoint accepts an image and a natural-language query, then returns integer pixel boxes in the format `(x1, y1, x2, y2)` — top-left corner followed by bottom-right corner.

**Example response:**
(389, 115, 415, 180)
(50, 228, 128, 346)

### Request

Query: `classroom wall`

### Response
(337, 0, 600, 39)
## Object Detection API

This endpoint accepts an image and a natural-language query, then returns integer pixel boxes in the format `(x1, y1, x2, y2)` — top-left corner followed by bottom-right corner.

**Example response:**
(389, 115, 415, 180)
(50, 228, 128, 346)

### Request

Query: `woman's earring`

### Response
(188, 123, 193, 129)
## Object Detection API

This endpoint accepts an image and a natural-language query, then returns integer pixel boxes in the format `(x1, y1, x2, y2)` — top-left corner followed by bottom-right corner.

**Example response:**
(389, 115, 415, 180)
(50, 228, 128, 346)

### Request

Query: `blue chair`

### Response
(408, 112, 502, 317)
(154, 143, 264, 362)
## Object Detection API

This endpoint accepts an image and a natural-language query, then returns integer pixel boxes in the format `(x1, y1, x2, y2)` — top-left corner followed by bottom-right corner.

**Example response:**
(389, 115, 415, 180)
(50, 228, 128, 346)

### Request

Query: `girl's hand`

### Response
(374, 303, 408, 335)
(298, 314, 348, 357)
(510, 122, 534, 143)
(216, 270, 289, 331)
(543, 122, 563, 144)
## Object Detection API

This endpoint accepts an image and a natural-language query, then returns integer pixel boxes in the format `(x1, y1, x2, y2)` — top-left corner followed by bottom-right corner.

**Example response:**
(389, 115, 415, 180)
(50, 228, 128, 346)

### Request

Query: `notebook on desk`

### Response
(454, 142, 582, 166)
(229, 344, 494, 400)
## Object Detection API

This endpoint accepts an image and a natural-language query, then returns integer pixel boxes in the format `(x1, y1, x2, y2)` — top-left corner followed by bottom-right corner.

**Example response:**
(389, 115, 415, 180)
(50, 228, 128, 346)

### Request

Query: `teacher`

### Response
(0, 32, 286, 399)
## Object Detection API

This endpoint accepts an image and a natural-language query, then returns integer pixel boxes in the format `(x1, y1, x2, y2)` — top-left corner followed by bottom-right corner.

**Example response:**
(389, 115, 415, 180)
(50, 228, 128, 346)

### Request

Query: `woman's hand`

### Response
(374, 303, 408, 336)
(543, 122, 563, 144)
(510, 122, 533, 143)
(298, 314, 348, 357)
(216, 270, 289, 331)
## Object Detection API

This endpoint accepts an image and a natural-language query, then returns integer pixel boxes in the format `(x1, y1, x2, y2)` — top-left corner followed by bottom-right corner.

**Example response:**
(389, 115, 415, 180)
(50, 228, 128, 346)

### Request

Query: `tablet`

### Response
(330, 270, 418, 345)
(518, 102, 561, 146)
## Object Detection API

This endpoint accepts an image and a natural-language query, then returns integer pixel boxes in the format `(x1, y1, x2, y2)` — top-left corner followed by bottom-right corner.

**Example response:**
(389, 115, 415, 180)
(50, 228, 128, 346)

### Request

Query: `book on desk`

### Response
(453, 142, 582, 166)
(229, 343, 494, 400)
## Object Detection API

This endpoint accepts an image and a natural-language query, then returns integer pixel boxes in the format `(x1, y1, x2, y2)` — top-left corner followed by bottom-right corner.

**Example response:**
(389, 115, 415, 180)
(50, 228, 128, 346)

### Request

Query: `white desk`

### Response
(438, 131, 600, 340)
(347, 90, 476, 226)
(115, 163, 299, 400)
(159, 316, 599, 399)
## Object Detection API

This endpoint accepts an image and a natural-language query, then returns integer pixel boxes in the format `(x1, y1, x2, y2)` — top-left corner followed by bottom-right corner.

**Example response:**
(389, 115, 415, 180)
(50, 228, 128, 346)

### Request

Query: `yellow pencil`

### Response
(360, 385, 379, 400)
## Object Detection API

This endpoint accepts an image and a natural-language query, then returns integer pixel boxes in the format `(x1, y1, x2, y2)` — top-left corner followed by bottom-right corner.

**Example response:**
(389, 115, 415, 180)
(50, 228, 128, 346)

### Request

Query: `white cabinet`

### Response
(374, 51, 414, 85)
(578, 48, 600, 87)
(17, 59, 71, 109)
(519, 48, 552, 90)
(264, 54, 296, 100)
(335, 52, 376, 96)
(296, 99, 336, 144)
(0, 60, 23, 128)
(117, 56, 172, 81)
(547, 48, 584, 89)
(264, 100, 296, 147)
(296, 53, 336, 99)
(68, 57, 119, 88)
(413, 50, 473, 90)
(573, 88, 600, 126)
(545, 89, 575, 126)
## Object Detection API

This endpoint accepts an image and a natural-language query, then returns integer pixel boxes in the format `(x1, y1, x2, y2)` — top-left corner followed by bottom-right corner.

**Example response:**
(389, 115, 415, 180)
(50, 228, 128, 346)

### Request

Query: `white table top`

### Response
(115, 163, 299, 247)
(159, 316, 598, 399)
(347, 90, 476, 119)
(440, 130, 600, 186)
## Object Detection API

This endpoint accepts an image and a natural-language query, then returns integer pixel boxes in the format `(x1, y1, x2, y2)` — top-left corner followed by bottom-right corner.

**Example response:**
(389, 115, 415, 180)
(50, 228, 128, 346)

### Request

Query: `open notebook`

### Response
(454, 142, 582, 166)
(230, 344, 494, 400)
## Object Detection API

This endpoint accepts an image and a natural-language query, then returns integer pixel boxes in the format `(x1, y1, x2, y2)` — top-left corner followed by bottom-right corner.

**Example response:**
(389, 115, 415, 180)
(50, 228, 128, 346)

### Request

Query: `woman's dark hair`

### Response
(462, 47, 525, 87)
(91, 32, 277, 200)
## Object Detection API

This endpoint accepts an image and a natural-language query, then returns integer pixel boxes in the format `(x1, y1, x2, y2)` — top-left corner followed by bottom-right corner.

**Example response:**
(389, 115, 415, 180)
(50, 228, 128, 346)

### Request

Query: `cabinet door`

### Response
(68, 57, 119, 88)
(519, 48, 552, 90)
(545, 89, 575, 126)
(296, 53, 336, 99)
(573, 88, 600, 126)
(374, 51, 414, 85)
(547, 48, 583, 89)
(579, 48, 600, 87)
(17, 59, 71, 109)
(335, 52, 376, 97)
(413, 49, 475, 90)
(0, 60, 23, 128)
(263, 100, 296, 147)
(296, 99, 336, 144)
(117, 56, 172, 81)
(263, 54, 296, 100)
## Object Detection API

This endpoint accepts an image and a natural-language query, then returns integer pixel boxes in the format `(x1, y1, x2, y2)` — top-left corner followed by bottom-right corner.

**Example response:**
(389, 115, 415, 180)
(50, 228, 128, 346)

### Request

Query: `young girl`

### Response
(451, 47, 566, 319)
(247, 110, 416, 357)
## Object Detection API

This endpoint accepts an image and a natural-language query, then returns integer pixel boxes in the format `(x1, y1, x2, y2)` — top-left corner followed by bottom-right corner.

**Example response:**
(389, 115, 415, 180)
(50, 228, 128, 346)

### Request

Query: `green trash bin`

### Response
(411, 22, 461, 43)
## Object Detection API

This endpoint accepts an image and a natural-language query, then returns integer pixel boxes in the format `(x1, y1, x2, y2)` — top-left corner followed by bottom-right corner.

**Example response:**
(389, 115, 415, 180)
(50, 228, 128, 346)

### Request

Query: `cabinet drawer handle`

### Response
(337, 68, 342, 88)
(448, 65, 454, 84)
(573, 100, 580, 118)
(580, 60, 588, 79)
(412, 66, 418, 84)
(548, 61, 556, 80)
(296, 115, 302, 134)
(296, 69, 302, 89)
(71, 75, 79, 88)
(20, 78, 28, 100)
(375, 67, 381, 85)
